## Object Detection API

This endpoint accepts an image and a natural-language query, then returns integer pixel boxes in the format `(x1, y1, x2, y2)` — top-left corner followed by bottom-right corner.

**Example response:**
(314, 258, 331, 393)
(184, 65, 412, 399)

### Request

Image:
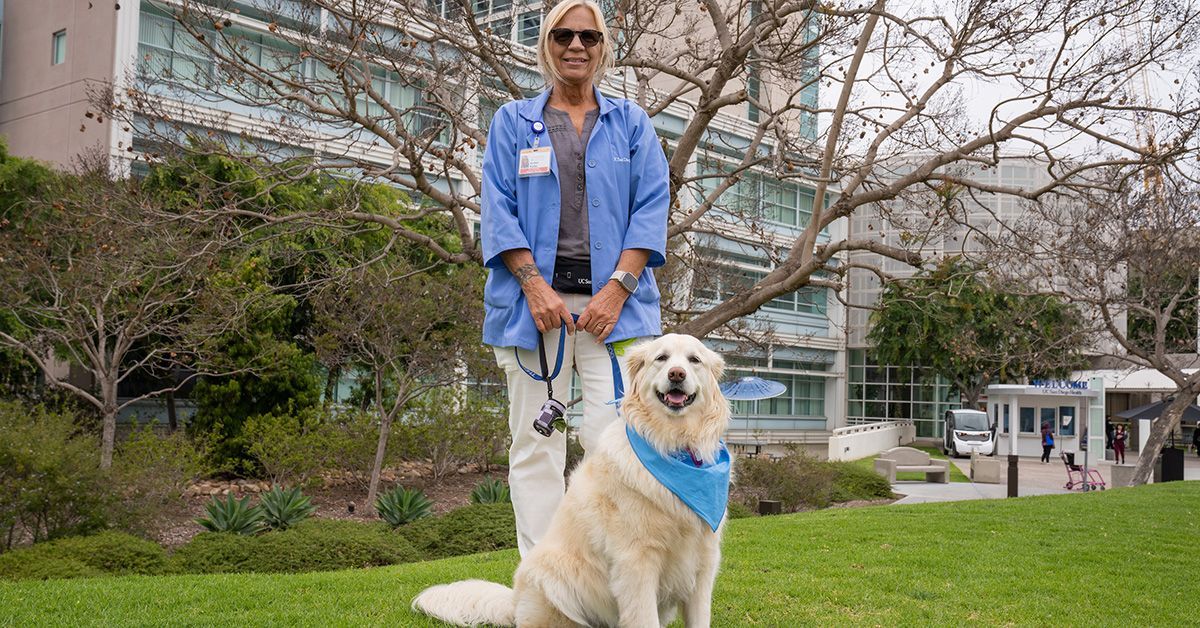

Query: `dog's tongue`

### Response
(666, 391, 688, 406)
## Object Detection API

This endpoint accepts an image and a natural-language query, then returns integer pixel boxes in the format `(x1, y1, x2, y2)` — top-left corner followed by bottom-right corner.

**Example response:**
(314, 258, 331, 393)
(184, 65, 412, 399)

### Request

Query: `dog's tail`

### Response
(411, 579, 515, 627)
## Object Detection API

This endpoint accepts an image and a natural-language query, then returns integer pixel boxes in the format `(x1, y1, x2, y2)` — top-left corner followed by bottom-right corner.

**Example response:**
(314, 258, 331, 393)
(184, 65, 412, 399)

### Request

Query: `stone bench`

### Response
(970, 452, 1004, 484)
(874, 446, 950, 483)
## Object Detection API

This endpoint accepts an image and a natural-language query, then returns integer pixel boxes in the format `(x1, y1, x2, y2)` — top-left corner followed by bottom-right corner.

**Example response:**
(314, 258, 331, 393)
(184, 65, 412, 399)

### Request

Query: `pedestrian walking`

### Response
(1041, 422, 1055, 463)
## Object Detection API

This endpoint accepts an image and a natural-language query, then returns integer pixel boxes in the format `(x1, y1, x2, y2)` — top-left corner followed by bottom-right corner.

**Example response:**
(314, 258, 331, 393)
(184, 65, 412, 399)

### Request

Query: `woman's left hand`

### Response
(577, 283, 629, 343)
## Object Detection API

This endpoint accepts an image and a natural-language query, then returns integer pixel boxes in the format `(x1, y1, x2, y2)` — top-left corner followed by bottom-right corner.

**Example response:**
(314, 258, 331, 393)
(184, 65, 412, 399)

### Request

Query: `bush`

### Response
(375, 486, 433, 527)
(242, 408, 334, 488)
(259, 486, 317, 531)
(733, 451, 896, 513)
(323, 408, 388, 491)
(398, 503, 517, 559)
(726, 501, 756, 519)
(404, 389, 508, 482)
(830, 463, 895, 502)
(0, 401, 114, 550)
(169, 519, 418, 574)
(733, 451, 838, 512)
(111, 424, 209, 531)
(0, 531, 166, 580)
(469, 478, 511, 504)
(196, 494, 264, 535)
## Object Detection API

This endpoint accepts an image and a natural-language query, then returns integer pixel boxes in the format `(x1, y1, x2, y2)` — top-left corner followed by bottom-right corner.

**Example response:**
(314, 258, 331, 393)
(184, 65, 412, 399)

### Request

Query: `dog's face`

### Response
(626, 334, 725, 415)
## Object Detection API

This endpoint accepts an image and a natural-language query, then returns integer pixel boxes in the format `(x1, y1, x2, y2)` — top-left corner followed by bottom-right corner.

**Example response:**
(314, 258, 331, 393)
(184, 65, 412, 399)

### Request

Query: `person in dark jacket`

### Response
(1113, 424, 1128, 464)
(1192, 422, 1200, 457)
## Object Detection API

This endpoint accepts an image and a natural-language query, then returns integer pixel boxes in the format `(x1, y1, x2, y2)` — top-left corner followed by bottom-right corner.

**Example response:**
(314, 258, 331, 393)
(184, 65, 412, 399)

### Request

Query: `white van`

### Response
(942, 409, 996, 457)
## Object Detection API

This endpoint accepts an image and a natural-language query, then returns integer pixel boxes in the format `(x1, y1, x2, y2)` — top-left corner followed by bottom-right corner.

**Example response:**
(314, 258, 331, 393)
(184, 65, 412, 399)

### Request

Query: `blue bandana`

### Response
(625, 424, 731, 532)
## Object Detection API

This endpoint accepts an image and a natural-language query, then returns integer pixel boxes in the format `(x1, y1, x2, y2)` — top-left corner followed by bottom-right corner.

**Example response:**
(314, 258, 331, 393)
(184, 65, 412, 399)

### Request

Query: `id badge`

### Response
(518, 147, 552, 177)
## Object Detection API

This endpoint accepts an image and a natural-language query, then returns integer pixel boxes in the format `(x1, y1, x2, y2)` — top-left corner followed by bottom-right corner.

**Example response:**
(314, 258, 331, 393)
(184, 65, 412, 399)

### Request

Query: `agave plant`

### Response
(259, 486, 318, 531)
(374, 486, 433, 527)
(469, 478, 511, 505)
(196, 494, 265, 535)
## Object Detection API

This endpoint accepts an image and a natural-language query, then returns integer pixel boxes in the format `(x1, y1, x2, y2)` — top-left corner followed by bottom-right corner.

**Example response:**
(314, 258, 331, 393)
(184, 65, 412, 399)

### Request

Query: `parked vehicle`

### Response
(942, 409, 995, 457)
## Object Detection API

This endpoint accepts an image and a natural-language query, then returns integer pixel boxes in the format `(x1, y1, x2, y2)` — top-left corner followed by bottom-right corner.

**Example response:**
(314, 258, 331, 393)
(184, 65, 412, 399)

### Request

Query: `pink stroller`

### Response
(1061, 452, 1105, 491)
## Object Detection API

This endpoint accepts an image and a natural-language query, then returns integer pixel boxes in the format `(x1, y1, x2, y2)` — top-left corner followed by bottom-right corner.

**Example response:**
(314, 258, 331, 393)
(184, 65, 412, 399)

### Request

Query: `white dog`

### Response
(413, 333, 731, 627)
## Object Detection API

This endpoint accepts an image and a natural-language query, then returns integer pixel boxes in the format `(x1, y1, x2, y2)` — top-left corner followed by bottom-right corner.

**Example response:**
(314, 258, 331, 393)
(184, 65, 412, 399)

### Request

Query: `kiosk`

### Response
(986, 378, 1106, 458)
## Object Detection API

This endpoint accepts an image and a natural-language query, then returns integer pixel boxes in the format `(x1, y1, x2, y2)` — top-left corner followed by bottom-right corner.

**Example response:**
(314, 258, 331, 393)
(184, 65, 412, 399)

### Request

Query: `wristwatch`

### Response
(609, 270, 638, 294)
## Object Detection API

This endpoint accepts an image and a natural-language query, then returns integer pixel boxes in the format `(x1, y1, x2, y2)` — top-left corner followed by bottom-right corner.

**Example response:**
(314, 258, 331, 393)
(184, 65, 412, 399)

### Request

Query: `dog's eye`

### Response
(655, 354, 668, 361)
(687, 355, 701, 364)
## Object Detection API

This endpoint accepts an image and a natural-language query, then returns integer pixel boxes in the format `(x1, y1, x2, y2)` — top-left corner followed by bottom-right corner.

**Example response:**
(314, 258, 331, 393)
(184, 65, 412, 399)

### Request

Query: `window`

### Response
(1040, 408, 1057, 435)
(1019, 407, 1036, 434)
(1059, 406, 1076, 437)
(52, 29, 66, 65)
(518, 11, 541, 46)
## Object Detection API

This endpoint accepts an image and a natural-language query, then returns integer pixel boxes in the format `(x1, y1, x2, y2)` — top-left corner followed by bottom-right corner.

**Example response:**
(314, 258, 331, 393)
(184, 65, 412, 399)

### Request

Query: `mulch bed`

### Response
(151, 463, 509, 548)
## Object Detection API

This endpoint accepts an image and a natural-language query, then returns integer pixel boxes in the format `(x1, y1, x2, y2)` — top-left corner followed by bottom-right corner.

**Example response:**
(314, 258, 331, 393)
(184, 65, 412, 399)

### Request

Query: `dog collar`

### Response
(625, 424, 731, 532)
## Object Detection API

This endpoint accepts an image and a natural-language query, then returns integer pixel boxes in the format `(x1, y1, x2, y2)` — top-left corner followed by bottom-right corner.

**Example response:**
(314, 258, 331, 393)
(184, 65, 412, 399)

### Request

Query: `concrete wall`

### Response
(827, 421, 916, 461)
(0, 0, 118, 167)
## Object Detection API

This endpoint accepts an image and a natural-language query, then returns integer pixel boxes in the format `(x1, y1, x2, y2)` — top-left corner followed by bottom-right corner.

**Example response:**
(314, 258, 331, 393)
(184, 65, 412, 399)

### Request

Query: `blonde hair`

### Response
(536, 0, 615, 88)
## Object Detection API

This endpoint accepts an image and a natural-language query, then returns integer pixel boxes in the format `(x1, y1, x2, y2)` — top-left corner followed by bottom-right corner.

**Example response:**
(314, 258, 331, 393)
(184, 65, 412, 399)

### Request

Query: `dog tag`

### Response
(518, 147, 552, 177)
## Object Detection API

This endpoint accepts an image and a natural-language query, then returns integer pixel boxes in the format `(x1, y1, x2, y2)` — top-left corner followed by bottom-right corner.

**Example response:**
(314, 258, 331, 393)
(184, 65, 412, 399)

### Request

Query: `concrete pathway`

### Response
(891, 452, 1200, 505)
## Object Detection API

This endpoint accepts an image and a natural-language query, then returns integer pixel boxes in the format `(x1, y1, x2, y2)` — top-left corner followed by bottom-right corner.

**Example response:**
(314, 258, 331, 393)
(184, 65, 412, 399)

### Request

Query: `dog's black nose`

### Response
(668, 367, 686, 382)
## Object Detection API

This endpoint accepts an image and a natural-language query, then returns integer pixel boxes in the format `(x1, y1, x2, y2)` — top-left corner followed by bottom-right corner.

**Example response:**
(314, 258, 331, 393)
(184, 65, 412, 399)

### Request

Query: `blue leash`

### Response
(514, 315, 624, 406)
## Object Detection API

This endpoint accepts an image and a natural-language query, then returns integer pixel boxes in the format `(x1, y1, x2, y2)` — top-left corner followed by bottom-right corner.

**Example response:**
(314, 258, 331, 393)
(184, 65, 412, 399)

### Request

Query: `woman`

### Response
(1040, 422, 1054, 463)
(1113, 424, 1128, 464)
(480, 0, 669, 557)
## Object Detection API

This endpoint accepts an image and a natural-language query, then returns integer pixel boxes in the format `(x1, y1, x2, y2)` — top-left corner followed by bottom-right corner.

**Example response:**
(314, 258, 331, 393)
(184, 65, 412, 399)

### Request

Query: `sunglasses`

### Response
(549, 28, 604, 47)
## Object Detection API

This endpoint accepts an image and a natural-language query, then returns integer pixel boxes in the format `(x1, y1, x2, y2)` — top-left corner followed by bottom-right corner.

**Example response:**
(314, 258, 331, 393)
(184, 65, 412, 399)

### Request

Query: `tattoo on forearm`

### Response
(513, 263, 540, 286)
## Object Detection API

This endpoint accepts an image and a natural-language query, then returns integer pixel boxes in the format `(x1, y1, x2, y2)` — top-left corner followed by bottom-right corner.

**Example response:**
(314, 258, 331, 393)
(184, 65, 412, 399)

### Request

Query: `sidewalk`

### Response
(891, 452, 1200, 505)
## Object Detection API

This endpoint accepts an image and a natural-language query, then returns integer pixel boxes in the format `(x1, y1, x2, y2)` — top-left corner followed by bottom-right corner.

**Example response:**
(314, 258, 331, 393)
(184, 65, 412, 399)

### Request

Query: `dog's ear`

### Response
(625, 339, 653, 386)
(704, 345, 725, 383)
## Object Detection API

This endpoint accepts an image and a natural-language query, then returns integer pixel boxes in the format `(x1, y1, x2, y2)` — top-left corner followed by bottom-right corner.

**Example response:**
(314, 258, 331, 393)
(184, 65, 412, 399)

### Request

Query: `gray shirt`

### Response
(544, 105, 599, 264)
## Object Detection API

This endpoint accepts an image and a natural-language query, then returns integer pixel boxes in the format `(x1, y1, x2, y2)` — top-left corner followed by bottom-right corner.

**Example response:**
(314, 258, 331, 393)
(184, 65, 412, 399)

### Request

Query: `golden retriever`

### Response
(412, 333, 730, 627)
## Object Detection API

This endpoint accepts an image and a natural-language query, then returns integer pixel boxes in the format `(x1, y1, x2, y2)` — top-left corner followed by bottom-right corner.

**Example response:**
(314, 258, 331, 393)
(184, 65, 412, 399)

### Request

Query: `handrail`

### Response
(831, 420, 913, 437)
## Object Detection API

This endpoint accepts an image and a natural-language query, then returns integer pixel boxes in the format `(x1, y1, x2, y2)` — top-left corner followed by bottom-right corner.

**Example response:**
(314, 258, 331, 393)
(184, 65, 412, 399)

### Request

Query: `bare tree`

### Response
(0, 157, 247, 468)
(311, 260, 490, 507)
(103, 0, 1200, 338)
(979, 169, 1199, 486)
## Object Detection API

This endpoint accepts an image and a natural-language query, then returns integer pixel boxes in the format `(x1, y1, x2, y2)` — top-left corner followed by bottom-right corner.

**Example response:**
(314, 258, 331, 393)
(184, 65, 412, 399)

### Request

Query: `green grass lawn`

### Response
(847, 444, 972, 483)
(3, 482, 1197, 626)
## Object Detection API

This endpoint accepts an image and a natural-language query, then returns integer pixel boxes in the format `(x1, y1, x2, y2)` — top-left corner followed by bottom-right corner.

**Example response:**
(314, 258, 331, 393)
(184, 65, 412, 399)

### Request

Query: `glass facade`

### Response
(846, 348, 959, 438)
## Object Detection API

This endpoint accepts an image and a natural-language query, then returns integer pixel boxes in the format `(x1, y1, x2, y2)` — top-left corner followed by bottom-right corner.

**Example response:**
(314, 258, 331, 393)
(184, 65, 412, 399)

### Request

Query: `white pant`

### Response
(494, 292, 641, 557)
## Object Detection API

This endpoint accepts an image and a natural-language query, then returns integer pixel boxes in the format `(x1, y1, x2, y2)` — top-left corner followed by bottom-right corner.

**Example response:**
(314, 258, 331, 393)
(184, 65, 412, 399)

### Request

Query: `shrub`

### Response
(259, 486, 317, 531)
(0, 401, 114, 550)
(726, 501, 756, 520)
(169, 519, 418, 574)
(470, 478, 511, 504)
(405, 389, 508, 482)
(733, 452, 837, 512)
(323, 408, 388, 491)
(0, 531, 166, 580)
(242, 408, 334, 488)
(830, 463, 895, 502)
(375, 486, 433, 527)
(196, 494, 264, 535)
(111, 424, 209, 532)
(399, 503, 517, 559)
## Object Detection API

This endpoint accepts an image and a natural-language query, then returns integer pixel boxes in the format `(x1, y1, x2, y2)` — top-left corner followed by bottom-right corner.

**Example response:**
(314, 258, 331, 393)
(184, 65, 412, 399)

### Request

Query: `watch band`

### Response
(610, 270, 638, 294)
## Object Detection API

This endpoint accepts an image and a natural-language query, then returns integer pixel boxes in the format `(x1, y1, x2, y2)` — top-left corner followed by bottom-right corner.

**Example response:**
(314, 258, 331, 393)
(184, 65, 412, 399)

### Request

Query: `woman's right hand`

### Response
(523, 276, 576, 334)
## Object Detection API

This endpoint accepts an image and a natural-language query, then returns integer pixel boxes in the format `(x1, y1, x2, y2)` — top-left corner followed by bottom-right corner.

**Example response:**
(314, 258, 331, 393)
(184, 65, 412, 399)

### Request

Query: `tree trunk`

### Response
(100, 376, 118, 469)
(365, 410, 392, 509)
(1129, 393, 1196, 486)
(166, 389, 178, 431)
(100, 405, 117, 469)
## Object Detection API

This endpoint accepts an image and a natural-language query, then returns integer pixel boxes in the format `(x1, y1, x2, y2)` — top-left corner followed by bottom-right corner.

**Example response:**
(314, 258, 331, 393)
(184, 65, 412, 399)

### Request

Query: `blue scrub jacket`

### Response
(481, 87, 670, 351)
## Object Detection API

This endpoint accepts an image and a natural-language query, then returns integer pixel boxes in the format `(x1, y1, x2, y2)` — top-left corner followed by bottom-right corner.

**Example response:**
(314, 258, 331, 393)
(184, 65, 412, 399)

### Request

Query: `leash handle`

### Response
(537, 332, 554, 399)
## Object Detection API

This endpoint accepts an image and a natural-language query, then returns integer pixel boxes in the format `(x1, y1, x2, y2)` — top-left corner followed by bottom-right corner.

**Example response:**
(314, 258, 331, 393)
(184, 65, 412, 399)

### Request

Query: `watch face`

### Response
(620, 273, 637, 292)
